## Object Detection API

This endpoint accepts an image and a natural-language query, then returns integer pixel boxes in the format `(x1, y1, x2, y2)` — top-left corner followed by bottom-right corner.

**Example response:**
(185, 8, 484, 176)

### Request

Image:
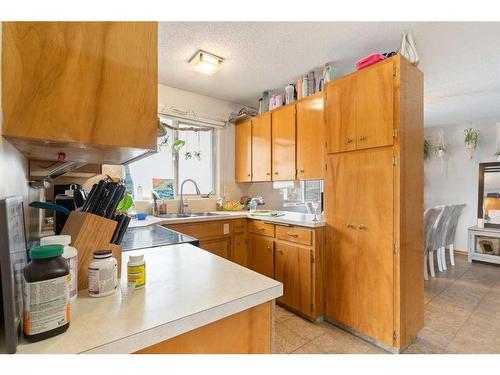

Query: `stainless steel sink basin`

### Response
(156, 212, 230, 219)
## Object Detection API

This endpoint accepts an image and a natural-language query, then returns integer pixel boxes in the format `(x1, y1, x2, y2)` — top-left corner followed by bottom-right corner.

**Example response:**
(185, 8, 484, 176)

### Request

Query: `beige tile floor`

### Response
(273, 254, 500, 354)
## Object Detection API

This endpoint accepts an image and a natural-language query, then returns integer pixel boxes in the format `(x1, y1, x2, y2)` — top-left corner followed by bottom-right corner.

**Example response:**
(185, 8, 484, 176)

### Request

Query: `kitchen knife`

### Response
(81, 183, 97, 212)
(87, 180, 107, 214)
(115, 215, 131, 245)
(95, 182, 118, 217)
(105, 185, 126, 218)
(111, 214, 126, 244)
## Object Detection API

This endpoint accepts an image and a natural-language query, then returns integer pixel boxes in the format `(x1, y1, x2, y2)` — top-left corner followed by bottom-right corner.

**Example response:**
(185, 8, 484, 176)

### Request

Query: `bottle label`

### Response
(67, 255, 78, 299)
(23, 275, 70, 336)
(127, 264, 146, 289)
(88, 264, 118, 296)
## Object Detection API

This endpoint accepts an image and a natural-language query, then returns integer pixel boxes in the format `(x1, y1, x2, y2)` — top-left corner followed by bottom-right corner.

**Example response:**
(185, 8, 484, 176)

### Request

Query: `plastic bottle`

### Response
(269, 95, 275, 111)
(88, 250, 118, 298)
(249, 199, 258, 212)
(308, 71, 316, 95)
(137, 185, 143, 201)
(23, 245, 70, 342)
(275, 94, 283, 108)
(285, 83, 295, 104)
(127, 254, 146, 289)
(40, 235, 78, 303)
(302, 75, 309, 97)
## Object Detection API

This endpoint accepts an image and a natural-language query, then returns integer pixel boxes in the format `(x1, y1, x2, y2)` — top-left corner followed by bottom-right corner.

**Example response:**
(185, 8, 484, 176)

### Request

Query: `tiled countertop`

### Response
(14, 244, 282, 354)
(130, 211, 325, 228)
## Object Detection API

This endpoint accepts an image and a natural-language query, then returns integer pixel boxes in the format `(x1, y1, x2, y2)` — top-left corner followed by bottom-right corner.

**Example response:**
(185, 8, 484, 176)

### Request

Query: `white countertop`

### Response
(15, 244, 282, 354)
(130, 211, 325, 228)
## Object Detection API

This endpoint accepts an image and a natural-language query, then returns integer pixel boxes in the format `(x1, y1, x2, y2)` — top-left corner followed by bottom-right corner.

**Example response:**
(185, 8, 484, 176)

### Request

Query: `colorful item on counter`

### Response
(222, 200, 245, 211)
(127, 254, 146, 289)
(88, 250, 118, 298)
(40, 235, 78, 304)
(136, 213, 148, 220)
(355, 53, 386, 70)
(249, 199, 258, 212)
(23, 245, 70, 342)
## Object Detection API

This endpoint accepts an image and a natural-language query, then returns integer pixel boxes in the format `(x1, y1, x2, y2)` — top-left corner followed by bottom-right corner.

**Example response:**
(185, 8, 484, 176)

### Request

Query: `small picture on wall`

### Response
(152, 178, 174, 200)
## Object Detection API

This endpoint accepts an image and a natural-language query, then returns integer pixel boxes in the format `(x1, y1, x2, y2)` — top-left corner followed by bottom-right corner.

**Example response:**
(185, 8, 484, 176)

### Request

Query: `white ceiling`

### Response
(158, 22, 500, 127)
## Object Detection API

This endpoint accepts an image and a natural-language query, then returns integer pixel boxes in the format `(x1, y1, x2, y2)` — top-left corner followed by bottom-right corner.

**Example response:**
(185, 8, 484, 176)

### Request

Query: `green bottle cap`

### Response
(30, 244, 64, 260)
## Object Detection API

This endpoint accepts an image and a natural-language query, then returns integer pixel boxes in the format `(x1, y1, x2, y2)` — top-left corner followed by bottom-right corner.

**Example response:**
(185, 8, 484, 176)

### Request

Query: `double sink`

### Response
(156, 212, 231, 219)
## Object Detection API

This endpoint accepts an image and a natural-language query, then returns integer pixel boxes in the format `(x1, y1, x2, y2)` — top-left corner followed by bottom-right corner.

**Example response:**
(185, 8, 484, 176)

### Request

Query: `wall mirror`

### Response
(478, 162, 500, 228)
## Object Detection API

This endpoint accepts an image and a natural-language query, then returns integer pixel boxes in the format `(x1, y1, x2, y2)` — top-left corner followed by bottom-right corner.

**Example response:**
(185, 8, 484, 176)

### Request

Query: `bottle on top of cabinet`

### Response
(302, 75, 309, 97)
(40, 235, 78, 303)
(285, 83, 295, 104)
(297, 77, 303, 100)
(275, 94, 283, 109)
(23, 245, 70, 342)
(308, 71, 316, 95)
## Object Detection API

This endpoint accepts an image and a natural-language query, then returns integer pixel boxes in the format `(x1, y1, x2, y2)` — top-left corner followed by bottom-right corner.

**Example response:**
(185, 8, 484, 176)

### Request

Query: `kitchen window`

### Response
(125, 117, 216, 200)
(279, 180, 323, 208)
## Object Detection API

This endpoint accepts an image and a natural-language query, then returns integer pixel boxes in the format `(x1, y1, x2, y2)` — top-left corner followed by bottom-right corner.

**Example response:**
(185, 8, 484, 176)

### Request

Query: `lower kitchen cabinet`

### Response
(199, 238, 231, 259)
(274, 242, 312, 316)
(248, 234, 274, 278)
(232, 233, 248, 267)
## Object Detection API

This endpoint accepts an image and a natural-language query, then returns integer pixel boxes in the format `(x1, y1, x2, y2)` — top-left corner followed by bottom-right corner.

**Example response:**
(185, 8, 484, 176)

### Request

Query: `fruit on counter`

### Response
(222, 200, 245, 211)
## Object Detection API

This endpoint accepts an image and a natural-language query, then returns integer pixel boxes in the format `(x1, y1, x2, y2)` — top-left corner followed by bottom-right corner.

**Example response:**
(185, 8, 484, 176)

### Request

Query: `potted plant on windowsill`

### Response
(464, 128, 479, 159)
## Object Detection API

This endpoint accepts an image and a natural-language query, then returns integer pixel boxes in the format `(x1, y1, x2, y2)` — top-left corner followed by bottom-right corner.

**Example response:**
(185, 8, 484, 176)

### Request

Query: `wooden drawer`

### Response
(165, 221, 232, 240)
(233, 219, 247, 233)
(275, 225, 312, 246)
(248, 220, 275, 237)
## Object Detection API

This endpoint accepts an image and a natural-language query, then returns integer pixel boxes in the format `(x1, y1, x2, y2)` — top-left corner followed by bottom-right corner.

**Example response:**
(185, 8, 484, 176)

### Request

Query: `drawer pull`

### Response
(287, 233, 299, 237)
(347, 224, 356, 229)
(358, 224, 368, 230)
(359, 135, 367, 141)
(277, 249, 283, 255)
(236, 241, 240, 245)
(346, 138, 353, 144)
(258, 227, 266, 231)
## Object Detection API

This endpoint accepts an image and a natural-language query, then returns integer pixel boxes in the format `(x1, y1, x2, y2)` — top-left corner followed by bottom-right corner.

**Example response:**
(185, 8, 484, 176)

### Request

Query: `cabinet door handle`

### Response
(277, 249, 283, 255)
(346, 138, 353, 144)
(346, 224, 356, 229)
(236, 241, 240, 245)
(359, 135, 367, 141)
(299, 169, 305, 173)
(266, 246, 272, 251)
(247, 174, 251, 177)
(287, 232, 299, 237)
(266, 172, 271, 176)
(358, 224, 368, 230)
(274, 172, 279, 175)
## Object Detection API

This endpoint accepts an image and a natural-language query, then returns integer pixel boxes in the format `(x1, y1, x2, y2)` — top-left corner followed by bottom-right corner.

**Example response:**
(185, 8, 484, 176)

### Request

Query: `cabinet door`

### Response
(296, 94, 324, 179)
(324, 152, 360, 329)
(325, 77, 356, 154)
(271, 105, 296, 181)
(356, 60, 394, 150)
(199, 238, 231, 260)
(251, 113, 272, 181)
(355, 148, 394, 346)
(248, 234, 274, 278)
(235, 120, 252, 182)
(232, 233, 248, 267)
(275, 242, 312, 316)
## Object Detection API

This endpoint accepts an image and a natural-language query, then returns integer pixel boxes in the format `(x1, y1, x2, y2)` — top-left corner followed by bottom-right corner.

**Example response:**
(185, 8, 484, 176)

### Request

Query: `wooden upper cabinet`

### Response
(1, 22, 158, 164)
(296, 93, 324, 180)
(271, 105, 296, 181)
(251, 112, 272, 181)
(235, 120, 252, 182)
(355, 60, 394, 150)
(325, 76, 356, 154)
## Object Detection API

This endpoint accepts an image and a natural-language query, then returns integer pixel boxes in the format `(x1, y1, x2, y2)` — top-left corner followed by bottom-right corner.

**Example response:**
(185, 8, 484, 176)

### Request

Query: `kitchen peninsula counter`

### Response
(15, 244, 282, 354)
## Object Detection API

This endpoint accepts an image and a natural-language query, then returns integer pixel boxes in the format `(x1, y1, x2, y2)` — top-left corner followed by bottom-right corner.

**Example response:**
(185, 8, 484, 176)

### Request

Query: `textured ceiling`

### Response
(158, 22, 500, 127)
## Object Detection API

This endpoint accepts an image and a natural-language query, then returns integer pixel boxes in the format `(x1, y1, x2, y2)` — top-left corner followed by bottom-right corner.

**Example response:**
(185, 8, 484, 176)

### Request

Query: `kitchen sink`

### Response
(156, 212, 230, 219)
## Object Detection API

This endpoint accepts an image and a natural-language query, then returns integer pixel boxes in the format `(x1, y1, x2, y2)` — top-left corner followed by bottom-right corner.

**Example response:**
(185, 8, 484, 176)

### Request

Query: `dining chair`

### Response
(443, 204, 466, 267)
(424, 206, 444, 280)
(433, 205, 454, 272)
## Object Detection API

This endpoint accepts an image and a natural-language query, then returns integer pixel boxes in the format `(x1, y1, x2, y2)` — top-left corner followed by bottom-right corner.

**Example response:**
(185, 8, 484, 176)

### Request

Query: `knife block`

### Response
(61, 211, 121, 291)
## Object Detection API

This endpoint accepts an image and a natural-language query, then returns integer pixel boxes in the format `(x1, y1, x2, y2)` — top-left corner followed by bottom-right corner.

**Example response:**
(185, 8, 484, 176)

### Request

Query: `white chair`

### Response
(424, 206, 443, 280)
(442, 204, 466, 267)
(433, 205, 454, 272)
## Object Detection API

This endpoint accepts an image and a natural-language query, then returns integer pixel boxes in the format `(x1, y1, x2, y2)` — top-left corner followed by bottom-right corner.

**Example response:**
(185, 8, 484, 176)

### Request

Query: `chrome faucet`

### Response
(179, 179, 201, 214)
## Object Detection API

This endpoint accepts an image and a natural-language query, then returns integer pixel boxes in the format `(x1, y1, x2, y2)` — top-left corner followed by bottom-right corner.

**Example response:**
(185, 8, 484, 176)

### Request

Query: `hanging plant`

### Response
(434, 142, 447, 158)
(194, 151, 202, 161)
(184, 151, 192, 160)
(171, 139, 185, 157)
(495, 150, 500, 161)
(424, 138, 433, 160)
(464, 128, 479, 159)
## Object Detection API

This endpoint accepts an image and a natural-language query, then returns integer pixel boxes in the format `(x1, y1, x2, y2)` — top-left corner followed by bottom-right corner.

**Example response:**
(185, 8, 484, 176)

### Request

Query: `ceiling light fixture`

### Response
(189, 50, 224, 76)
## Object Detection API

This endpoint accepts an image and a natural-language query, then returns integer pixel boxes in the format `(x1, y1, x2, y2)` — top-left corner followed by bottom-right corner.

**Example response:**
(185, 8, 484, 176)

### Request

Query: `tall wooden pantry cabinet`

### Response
(323, 55, 424, 351)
